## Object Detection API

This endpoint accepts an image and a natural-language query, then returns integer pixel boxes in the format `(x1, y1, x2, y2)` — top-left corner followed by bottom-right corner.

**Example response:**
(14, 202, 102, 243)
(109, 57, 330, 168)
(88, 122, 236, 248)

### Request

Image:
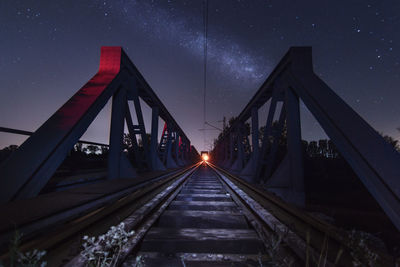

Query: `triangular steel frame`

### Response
(0, 47, 194, 203)
(212, 47, 400, 231)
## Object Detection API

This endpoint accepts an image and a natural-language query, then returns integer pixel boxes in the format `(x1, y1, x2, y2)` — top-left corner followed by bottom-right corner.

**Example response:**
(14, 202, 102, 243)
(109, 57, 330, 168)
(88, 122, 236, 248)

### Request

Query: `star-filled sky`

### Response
(0, 0, 399, 151)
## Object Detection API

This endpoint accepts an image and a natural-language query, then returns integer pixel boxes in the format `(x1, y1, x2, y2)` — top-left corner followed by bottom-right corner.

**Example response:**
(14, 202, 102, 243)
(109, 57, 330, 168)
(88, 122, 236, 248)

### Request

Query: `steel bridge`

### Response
(0, 47, 399, 266)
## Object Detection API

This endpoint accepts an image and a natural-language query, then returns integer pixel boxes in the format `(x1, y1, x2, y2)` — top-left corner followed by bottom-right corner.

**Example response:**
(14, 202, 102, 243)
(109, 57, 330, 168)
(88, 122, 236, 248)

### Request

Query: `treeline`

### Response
(213, 117, 400, 158)
(0, 145, 18, 164)
(0, 133, 158, 180)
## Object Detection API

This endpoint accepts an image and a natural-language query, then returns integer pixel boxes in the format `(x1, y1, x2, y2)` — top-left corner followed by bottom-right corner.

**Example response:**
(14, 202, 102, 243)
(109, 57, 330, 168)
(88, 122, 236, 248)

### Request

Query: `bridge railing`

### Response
(211, 47, 400, 232)
(0, 47, 198, 203)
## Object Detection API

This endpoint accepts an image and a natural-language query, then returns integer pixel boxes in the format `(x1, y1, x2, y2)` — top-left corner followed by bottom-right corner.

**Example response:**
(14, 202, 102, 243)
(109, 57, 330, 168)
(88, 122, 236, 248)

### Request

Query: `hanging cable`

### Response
(203, 0, 208, 151)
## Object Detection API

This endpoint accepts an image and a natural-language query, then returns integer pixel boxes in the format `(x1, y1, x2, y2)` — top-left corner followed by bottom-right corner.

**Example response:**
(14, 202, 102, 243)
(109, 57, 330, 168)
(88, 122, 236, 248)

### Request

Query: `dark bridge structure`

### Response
(0, 47, 399, 266)
(211, 47, 400, 229)
(0, 47, 198, 203)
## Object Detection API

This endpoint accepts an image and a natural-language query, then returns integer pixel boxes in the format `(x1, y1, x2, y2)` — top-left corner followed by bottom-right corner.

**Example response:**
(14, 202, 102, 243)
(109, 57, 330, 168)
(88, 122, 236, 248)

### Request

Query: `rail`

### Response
(208, 162, 394, 266)
(0, 163, 201, 265)
(0, 162, 396, 266)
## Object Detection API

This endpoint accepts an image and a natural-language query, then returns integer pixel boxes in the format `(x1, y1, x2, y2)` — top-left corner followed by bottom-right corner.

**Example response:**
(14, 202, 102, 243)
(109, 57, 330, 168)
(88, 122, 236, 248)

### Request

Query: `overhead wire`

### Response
(203, 0, 208, 151)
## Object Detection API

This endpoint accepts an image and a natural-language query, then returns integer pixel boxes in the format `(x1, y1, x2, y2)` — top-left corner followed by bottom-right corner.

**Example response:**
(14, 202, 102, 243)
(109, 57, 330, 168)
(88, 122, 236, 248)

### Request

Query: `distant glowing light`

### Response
(203, 154, 209, 161)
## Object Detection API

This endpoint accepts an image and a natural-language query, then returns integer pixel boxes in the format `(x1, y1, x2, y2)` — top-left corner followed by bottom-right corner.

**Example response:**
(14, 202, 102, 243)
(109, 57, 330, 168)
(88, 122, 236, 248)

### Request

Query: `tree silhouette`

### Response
(138, 133, 151, 147)
(123, 133, 133, 149)
(100, 146, 109, 155)
(382, 134, 399, 151)
(85, 145, 100, 155)
(0, 145, 18, 164)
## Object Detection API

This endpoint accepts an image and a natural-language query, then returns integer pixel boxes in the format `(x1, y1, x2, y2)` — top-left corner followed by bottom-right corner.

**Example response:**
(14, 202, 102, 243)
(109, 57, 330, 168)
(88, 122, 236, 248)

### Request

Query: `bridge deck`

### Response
(0, 163, 395, 266)
(0, 168, 182, 242)
(124, 164, 266, 266)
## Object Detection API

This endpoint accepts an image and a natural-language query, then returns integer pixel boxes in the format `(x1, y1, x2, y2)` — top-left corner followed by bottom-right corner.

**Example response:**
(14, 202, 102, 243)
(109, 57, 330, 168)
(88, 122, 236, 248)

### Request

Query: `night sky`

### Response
(0, 0, 399, 151)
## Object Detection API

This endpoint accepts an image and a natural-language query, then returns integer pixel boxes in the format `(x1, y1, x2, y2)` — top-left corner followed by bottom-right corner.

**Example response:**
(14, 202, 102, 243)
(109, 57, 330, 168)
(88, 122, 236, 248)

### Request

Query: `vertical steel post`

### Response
(251, 107, 259, 157)
(174, 132, 181, 165)
(285, 87, 305, 204)
(131, 86, 151, 168)
(181, 141, 187, 164)
(226, 133, 234, 168)
(125, 103, 142, 168)
(240, 106, 259, 179)
(231, 124, 245, 173)
(262, 103, 286, 182)
(150, 106, 165, 170)
(224, 137, 229, 165)
(108, 88, 127, 179)
(165, 125, 177, 168)
(256, 91, 279, 182)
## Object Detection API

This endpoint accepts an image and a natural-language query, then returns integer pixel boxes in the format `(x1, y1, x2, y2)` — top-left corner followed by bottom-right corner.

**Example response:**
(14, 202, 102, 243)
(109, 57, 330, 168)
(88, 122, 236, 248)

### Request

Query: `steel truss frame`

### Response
(0, 47, 197, 203)
(211, 47, 400, 231)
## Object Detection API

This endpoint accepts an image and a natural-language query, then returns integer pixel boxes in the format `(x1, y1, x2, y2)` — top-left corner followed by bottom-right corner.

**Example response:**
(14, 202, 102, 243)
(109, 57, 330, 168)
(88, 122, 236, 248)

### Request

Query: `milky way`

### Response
(96, 0, 269, 85)
(1, 0, 399, 151)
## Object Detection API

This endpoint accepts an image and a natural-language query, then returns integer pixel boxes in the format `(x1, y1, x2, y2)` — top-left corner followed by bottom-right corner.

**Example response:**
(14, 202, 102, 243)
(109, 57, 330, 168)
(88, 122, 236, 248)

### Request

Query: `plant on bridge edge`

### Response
(347, 230, 378, 266)
(258, 225, 294, 267)
(81, 222, 134, 267)
(1, 230, 47, 267)
(305, 229, 379, 267)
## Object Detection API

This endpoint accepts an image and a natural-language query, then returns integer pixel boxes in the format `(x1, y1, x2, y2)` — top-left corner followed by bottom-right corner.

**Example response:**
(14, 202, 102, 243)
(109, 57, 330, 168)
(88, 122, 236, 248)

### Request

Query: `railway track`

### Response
(209, 163, 395, 267)
(120, 162, 269, 266)
(66, 162, 394, 266)
(1, 162, 396, 266)
(0, 164, 200, 265)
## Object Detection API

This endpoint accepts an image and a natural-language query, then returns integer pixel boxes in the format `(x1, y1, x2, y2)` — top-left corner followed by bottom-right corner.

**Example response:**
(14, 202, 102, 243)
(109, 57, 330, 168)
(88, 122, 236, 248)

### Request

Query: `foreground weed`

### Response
(6, 230, 47, 267)
(16, 250, 47, 267)
(305, 228, 380, 266)
(81, 222, 134, 267)
(9, 230, 23, 267)
(306, 230, 343, 267)
(134, 255, 144, 267)
(261, 225, 293, 267)
(347, 230, 378, 266)
(180, 255, 186, 267)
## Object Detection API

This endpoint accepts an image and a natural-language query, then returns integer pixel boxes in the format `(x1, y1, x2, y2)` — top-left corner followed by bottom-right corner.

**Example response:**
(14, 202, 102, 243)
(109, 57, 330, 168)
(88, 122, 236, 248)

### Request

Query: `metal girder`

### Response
(212, 47, 400, 231)
(108, 86, 136, 180)
(230, 123, 246, 173)
(164, 125, 176, 168)
(149, 107, 166, 171)
(123, 51, 190, 146)
(0, 47, 195, 203)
